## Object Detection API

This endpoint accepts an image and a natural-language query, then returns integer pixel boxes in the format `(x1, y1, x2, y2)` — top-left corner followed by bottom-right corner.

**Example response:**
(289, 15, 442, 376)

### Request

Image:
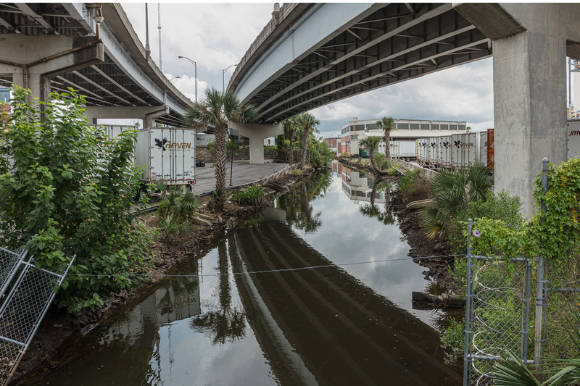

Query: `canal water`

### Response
(31, 162, 460, 386)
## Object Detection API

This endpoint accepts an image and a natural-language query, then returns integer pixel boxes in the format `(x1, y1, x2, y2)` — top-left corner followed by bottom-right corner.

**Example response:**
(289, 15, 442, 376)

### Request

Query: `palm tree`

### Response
(295, 112, 320, 169)
(376, 116, 395, 163)
(359, 136, 382, 175)
(185, 89, 257, 209)
(282, 116, 298, 165)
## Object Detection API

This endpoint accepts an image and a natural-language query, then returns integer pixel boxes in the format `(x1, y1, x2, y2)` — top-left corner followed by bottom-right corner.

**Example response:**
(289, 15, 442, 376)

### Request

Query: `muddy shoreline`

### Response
(11, 165, 317, 385)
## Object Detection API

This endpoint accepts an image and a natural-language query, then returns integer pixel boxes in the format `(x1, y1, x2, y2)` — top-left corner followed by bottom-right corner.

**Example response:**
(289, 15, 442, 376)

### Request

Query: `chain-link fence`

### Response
(543, 257, 580, 361)
(463, 251, 532, 386)
(0, 242, 74, 385)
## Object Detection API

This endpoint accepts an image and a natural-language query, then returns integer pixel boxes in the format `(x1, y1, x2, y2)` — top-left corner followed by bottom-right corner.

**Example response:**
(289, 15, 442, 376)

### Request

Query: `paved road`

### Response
(193, 161, 289, 194)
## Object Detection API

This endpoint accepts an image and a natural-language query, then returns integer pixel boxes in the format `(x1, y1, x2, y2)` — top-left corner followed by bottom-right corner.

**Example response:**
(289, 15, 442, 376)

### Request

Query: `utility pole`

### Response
(158, 3, 162, 71)
(145, 4, 150, 60)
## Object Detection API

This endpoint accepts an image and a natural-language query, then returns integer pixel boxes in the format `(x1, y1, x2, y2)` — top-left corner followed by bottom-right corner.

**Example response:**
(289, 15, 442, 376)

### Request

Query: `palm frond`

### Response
(494, 350, 540, 386)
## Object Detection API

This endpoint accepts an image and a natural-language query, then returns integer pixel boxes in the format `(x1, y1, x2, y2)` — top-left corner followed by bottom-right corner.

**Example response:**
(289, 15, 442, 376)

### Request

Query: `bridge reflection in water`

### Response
(230, 208, 459, 385)
(28, 170, 459, 386)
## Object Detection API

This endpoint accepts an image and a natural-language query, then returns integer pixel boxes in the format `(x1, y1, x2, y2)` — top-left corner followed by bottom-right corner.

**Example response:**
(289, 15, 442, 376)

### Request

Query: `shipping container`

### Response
(487, 129, 494, 171)
(450, 134, 461, 168)
(460, 132, 477, 167)
(135, 127, 196, 186)
(568, 119, 580, 159)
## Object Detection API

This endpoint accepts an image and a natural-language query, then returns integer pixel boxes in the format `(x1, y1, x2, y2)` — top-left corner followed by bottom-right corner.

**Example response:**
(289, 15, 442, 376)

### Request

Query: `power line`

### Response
(67, 254, 465, 278)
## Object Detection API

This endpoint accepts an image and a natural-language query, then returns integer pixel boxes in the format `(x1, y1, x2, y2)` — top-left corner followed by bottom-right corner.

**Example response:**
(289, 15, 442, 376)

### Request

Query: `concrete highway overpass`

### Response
(0, 3, 192, 126)
(230, 3, 580, 216)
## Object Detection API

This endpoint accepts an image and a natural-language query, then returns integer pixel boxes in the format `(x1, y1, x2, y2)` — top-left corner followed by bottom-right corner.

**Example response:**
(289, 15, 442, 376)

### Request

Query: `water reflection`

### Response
(190, 241, 246, 345)
(359, 178, 396, 225)
(29, 165, 459, 386)
(337, 161, 386, 204)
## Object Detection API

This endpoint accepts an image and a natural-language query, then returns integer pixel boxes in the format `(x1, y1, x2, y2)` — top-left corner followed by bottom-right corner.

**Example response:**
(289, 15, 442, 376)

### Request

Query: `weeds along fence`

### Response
(0, 237, 75, 385)
(463, 159, 580, 385)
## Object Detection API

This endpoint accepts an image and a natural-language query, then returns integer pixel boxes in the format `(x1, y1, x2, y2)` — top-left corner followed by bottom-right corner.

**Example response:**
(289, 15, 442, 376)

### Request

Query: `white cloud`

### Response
(163, 73, 208, 103)
(312, 58, 494, 134)
(121, 3, 274, 91)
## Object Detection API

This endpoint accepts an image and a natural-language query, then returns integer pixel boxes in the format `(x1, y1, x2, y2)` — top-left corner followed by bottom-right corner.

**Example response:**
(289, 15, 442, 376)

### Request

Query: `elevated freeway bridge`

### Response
(0, 3, 192, 126)
(230, 2, 580, 216)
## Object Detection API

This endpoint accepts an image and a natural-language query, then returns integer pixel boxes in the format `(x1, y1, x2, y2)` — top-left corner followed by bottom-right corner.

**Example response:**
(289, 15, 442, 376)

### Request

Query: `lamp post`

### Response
(169, 76, 180, 82)
(178, 56, 197, 103)
(222, 64, 237, 93)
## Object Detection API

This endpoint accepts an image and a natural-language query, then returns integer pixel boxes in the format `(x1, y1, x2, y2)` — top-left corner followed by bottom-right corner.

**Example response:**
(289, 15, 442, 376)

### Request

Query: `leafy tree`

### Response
(0, 87, 155, 313)
(308, 136, 334, 169)
(376, 116, 395, 164)
(185, 89, 257, 209)
(359, 136, 383, 175)
(295, 112, 320, 169)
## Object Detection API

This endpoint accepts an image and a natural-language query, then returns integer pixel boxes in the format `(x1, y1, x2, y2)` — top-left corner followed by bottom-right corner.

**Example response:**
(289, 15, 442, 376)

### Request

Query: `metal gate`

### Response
(0, 241, 74, 385)
(463, 222, 533, 386)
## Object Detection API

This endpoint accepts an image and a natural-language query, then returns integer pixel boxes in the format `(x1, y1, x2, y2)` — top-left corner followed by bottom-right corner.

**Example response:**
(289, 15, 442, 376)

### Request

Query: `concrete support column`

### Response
(493, 32, 567, 216)
(229, 122, 284, 164)
(454, 3, 580, 217)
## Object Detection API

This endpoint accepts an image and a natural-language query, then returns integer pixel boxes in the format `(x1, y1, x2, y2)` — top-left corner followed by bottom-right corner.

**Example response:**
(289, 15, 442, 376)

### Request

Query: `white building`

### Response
(338, 118, 468, 157)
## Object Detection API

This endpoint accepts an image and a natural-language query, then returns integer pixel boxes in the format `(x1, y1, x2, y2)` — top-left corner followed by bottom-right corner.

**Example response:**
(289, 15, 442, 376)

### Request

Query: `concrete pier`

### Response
(455, 3, 580, 216)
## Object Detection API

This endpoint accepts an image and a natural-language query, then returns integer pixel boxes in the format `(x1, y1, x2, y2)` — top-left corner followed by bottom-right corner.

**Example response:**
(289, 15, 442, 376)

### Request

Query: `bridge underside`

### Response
(0, 3, 188, 126)
(244, 3, 491, 124)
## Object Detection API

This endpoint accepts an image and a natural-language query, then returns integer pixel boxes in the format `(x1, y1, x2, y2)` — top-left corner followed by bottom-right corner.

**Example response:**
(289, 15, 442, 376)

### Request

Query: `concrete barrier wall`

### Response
(392, 159, 439, 182)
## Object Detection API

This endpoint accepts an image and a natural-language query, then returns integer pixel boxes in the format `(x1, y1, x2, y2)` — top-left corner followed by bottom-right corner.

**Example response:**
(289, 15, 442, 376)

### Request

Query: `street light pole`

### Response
(178, 56, 197, 103)
(222, 64, 237, 93)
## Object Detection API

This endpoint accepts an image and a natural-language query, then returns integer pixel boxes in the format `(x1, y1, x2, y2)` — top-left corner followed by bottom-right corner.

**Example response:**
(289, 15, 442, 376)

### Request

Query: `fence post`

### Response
(534, 157, 549, 365)
(463, 218, 474, 386)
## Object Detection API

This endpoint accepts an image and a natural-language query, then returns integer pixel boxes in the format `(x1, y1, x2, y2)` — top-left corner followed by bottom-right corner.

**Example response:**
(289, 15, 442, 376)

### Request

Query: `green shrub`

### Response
(0, 86, 155, 313)
(234, 185, 265, 206)
(448, 190, 523, 254)
(397, 169, 421, 195)
(422, 164, 493, 239)
(387, 166, 399, 176)
(308, 137, 334, 168)
(440, 317, 465, 364)
(374, 153, 389, 170)
(157, 186, 198, 237)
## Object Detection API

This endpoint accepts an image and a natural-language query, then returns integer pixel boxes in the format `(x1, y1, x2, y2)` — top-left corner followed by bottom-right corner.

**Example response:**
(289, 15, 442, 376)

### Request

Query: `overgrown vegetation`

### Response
(308, 136, 334, 169)
(494, 310, 580, 385)
(0, 87, 155, 313)
(422, 164, 493, 240)
(396, 169, 430, 201)
(156, 185, 199, 238)
(233, 185, 265, 206)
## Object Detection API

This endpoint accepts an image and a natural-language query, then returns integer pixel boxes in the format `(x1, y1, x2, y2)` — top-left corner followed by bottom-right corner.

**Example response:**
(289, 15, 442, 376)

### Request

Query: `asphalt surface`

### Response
(192, 161, 289, 194)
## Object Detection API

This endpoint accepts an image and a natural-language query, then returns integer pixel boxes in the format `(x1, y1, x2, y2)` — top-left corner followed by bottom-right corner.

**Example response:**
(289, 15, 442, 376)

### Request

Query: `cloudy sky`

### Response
(120, 3, 494, 135)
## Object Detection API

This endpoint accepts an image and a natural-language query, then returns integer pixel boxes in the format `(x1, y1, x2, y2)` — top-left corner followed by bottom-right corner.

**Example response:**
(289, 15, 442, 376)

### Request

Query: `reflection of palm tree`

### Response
(359, 178, 395, 225)
(191, 240, 246, 344)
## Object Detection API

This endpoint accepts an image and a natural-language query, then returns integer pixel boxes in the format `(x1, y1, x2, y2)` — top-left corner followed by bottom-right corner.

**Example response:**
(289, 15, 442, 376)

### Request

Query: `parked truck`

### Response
(98, 125, 197, 191)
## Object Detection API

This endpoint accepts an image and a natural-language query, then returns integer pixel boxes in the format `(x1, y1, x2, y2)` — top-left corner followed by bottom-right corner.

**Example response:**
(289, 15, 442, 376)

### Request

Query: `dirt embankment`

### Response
(11, 166, 316, 385)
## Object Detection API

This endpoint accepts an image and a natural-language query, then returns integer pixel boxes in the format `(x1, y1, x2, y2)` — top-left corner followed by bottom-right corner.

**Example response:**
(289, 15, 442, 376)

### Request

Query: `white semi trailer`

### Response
(99, 125, 197, 189)
(136, 127, 196, 186)
(568, 119, 580, 159)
